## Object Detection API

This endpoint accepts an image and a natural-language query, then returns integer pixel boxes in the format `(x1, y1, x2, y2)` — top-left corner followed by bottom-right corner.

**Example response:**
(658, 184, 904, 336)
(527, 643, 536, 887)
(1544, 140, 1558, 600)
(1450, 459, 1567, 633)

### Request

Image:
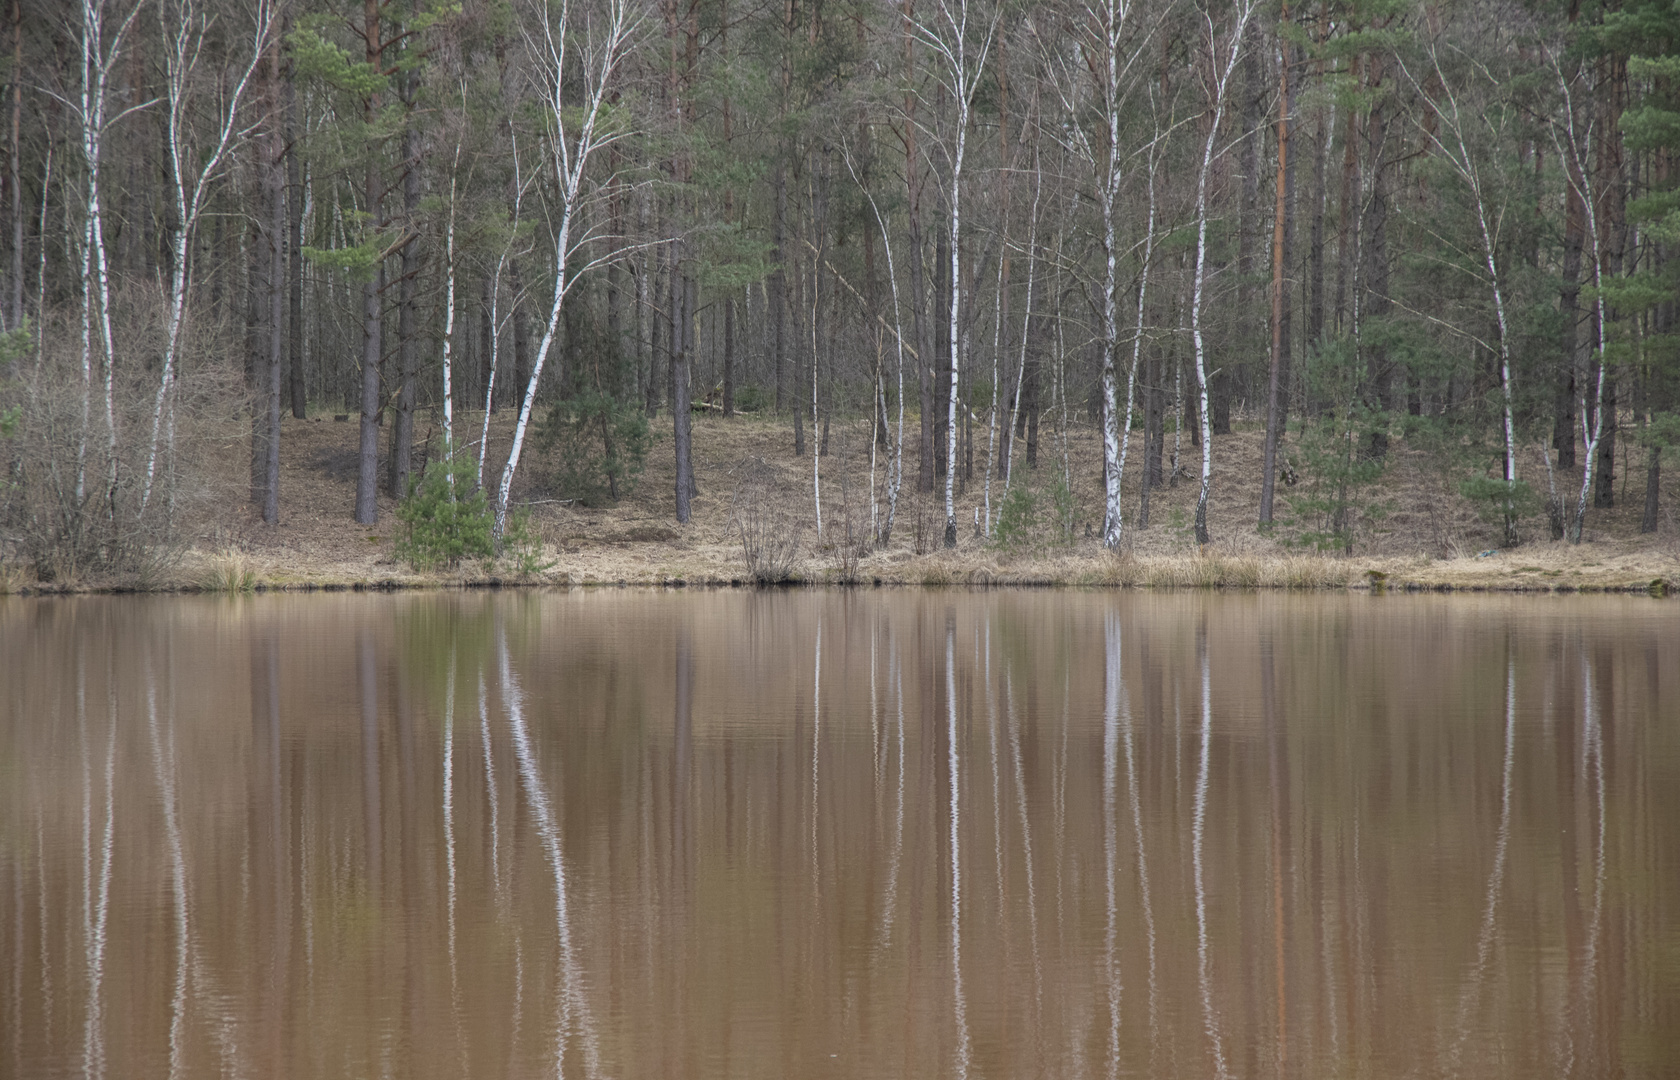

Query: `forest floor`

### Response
(10, 404, 1680, 594)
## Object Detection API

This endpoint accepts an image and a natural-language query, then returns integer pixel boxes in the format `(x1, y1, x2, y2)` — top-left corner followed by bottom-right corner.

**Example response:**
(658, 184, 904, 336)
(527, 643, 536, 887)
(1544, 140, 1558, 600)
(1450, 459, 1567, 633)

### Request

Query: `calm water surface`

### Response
(1, 590, 1675, 1079)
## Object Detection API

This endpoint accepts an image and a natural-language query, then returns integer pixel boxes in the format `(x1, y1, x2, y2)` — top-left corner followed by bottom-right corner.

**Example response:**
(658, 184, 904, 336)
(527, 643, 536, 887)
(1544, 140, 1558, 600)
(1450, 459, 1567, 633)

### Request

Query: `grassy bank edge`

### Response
(3, 548, 1672, 597)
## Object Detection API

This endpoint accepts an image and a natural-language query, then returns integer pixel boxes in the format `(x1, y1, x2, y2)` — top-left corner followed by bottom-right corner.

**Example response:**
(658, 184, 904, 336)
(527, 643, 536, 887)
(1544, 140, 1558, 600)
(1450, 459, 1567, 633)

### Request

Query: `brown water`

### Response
(1, 591, 1676, 1080)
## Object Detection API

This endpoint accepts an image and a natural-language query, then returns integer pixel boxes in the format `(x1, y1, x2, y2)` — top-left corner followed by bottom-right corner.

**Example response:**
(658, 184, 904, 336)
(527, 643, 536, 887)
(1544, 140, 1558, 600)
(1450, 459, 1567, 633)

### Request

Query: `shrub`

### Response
(992, 483, 1037, 550)
(396, 452, 494, 571)
(537, 389, 652, 506)
(1458, 475, 1538, 546)
(730, 456, 804, 582)
(733, 384, 769, 413)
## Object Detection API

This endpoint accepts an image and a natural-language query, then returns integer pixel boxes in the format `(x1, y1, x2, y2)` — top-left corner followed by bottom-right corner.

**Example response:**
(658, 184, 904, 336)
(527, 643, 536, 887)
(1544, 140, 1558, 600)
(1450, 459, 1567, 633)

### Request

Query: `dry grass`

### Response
(196, 548, 258, 593)
(7, 403, 1674, 594)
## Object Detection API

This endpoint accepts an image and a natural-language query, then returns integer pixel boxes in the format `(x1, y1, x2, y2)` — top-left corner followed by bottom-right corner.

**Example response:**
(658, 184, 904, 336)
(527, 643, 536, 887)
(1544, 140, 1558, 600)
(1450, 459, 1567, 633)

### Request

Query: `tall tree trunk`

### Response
(7, 0, 20, 328)
(1363, 49, 1393, 460)
(354, 0, 384, 525)
(389, 76, 420, 499)
(262, 65, 283, 526)
(1557, 182, 1584, 470)
(1223, 18, 1264, 436)
(1191, 0, 1259, 546)
(509, 257, 531, 413)
(672, 241, 693, 520)
(1335, 53, 1360, 341)
(1306, 3, 1327, 351)
(286, 35, 305, 420)
(1641, 445, 1660, 533)
(1260, 23, 1294, 527)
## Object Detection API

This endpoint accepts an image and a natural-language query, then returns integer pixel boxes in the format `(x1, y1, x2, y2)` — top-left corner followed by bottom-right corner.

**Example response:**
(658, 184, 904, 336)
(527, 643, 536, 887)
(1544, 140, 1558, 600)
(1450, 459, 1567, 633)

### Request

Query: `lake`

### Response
(1, 590, 1675, 1079)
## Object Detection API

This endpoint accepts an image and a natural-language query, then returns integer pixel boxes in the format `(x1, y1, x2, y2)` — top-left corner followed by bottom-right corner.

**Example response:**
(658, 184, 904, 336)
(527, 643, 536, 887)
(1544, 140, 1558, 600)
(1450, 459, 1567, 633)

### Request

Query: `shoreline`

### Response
(6, 544, 1672, 597)
(4, 412, 1676, 600)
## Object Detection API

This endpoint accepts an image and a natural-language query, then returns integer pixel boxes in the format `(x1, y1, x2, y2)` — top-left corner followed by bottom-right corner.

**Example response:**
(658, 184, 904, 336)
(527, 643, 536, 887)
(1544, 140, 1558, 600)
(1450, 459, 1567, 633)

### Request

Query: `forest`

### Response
(1, 0, 1677, 581)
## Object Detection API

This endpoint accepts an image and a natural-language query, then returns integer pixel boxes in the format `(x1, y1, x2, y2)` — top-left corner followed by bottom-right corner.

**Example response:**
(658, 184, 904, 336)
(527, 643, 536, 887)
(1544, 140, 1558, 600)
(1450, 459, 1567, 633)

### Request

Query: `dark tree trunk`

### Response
(722, 293, 735, 416)
(1595, 373, 1616, 507)
(1306, 6, 1327, 351)
(1261, 29, 1295, 527)
(1362, 53, 1393, 460)
(286, 42, 305, 420)
(672, 242, 693, 522)
(264, 120, 283, 525)
(1335, 54, 1360, 340)
(8, 0, 21, 327)
(772, 160, 786, 415)
(508, 257, 531, 414)
(479, 274, 494, 414)
(389, 85, 420, 499)
(354, 0, 384, 526)
(1557, 183, 1585, 471)
(1642, 445, 1660, 533)
(247, 191, 267, 506)
(791, 250, 805, 456)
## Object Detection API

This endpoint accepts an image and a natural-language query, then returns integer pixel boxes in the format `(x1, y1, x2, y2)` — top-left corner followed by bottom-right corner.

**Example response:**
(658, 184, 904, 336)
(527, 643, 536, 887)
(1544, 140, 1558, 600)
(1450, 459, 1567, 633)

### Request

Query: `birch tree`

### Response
(492, 0, 643, 540)
(1074, 0, 1156, 548)
(1398, 30, 1521, 543)
(1189, 0, 1259, 546)
(906, 0, 998, 547)
(63, 0, 149, 520)
(140, 0, 277, 516)
(1547, 44, 1611, 544)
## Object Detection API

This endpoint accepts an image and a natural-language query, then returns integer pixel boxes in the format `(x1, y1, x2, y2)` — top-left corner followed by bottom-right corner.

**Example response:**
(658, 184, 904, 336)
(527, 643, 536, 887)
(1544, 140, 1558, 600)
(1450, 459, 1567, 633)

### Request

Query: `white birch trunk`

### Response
(1404, 45, 1519, 541)
(982, 227, 1005, 535)
(1546, 51, 1609, 544)
(1096, 0, 1129, 548)
(477, 259, 501, 490)
(493, 0, 640, 540)
(812, 263, 823, 540)
(141, 0, 273, 515)
(999, 152, 1041, 508)
(858, 180, 908, 546)
(1189, 0, 1259, 545)
(908, 0, 997, 548)
(1115, 127, 1159, 542)
(442, 172, 457, 464)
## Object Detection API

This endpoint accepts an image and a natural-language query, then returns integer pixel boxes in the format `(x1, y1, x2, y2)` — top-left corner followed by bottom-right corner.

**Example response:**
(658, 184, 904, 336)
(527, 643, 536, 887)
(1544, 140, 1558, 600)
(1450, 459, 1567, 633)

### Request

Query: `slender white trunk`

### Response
(478, 254, 504, 490)
(441, 170, 458, 468)
(1189, 0, 1257, 546)
(1547, 55, 1608, 544)
(1115, 134, 1158, 540)
(982, 229, 1006, 534)
(858, 180, 908, 546)
(1096, 0, 1129, 548)
(143, 0, 273, 515)
(91, 168, 116, 517)
(77, 178, 92, 507)
(1406, 48, 1518, 541)
(812, 255, 822, 540)
(494, 0, 637, 540)
(944, 114, 965, 547)
(999, 153, 1041, 507)
(909, 0, 996, 548)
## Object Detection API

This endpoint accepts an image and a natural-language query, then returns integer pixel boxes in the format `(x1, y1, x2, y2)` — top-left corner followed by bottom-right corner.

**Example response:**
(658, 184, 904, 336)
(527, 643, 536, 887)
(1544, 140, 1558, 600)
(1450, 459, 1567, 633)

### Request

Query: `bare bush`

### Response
(823, 472, 869, 583)
(0, 298, 244, 583)
(729, 456, 805, 583)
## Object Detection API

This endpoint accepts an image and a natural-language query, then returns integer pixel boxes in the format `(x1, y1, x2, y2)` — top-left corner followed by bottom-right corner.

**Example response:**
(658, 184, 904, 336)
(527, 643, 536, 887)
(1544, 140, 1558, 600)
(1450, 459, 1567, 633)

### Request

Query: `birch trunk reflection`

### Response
(2, 594, 1675, 1080)
(501, 625, 602, 1080)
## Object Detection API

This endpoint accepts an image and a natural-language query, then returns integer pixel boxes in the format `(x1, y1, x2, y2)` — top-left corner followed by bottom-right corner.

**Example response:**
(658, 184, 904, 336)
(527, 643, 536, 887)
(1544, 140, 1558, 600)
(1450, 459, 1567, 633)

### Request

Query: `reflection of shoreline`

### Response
(3, 593, 1671, 1080)
(16, 544, 1676, 594)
